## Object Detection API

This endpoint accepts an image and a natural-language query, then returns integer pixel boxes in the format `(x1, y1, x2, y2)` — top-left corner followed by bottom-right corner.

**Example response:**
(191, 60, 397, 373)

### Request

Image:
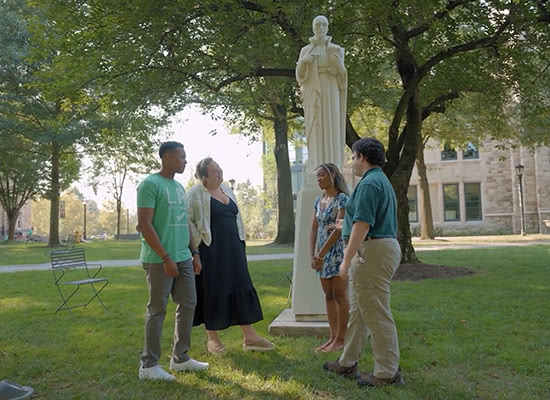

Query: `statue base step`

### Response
(268, 308, 329, 337)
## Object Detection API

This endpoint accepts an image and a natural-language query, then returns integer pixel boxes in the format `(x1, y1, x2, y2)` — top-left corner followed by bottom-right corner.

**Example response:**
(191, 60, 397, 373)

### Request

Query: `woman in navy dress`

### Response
(187, 158, 274, 354)
(309, 163, 349, 352)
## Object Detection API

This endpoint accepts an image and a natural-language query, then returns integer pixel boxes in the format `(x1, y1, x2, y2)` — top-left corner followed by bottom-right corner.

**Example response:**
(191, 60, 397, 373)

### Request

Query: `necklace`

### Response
(319, 194, 336, 211)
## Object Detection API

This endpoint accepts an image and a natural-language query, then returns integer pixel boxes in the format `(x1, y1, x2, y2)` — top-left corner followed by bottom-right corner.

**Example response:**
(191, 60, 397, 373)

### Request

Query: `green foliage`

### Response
(236, 180, 276, 240)
(24, 0, 550, 252)
(0, 135, 48, 208)
(31, 191, 138, 240)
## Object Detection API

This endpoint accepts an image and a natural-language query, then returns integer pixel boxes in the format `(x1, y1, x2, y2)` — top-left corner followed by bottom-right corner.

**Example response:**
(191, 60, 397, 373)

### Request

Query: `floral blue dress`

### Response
(314, 192, 348, 279)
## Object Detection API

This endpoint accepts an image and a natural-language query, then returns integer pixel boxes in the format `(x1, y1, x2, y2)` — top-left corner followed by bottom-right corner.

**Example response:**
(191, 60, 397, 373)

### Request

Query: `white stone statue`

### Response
(296, 15, 348, 178)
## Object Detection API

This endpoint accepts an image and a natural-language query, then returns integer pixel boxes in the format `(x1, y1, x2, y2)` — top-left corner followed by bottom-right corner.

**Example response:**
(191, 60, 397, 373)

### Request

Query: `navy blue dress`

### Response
(193, 197, 263, 330)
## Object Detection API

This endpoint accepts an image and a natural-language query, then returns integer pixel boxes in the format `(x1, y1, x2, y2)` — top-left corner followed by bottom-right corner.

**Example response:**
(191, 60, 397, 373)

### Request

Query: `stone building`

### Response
(408, 140, 550, 235)
(285, 138, 550, 236)
(0, 202, 32, 239)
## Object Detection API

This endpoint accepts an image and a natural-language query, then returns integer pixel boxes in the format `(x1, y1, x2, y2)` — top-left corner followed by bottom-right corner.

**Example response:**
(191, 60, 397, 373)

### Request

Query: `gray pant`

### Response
(141, 259, 196, 368)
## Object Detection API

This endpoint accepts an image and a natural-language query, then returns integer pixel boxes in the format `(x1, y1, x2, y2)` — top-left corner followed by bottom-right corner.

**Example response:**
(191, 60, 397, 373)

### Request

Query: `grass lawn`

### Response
(1, 246, 549, 399)
(0, 240, 293, 266)
(413, 234, 550, 246)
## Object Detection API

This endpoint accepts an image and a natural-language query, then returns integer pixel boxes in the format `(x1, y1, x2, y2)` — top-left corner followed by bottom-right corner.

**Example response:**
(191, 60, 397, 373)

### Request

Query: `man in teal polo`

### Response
(324, 137, 403, 387)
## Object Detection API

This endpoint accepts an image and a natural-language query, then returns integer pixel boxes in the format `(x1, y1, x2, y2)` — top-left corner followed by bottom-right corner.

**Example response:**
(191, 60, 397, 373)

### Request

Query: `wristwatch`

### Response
(191, 250, 200, 256)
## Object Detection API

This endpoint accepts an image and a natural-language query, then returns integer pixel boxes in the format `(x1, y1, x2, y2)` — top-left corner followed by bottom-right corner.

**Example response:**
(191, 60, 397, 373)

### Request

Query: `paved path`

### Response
(0, 253, 294, 273)
(1, 241, 549, 273)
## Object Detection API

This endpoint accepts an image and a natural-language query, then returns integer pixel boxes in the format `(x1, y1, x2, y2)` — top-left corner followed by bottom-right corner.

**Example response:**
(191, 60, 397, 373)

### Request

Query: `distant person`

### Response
(323, 138, 404, 387)
(26, 227, 34, 243)
(137, 141, 208, 381)
(187, 158, 274, 354)
(309, 163, 349, 353)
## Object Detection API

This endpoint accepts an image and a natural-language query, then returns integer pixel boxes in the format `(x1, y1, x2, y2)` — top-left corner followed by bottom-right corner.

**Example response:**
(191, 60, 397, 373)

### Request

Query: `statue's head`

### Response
(312, 15, 329, 37)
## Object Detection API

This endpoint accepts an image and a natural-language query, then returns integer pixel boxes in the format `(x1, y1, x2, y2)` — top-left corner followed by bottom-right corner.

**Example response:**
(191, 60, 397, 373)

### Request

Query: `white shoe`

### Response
(138, 365, 176, 381)
(170, 358, 209, 372)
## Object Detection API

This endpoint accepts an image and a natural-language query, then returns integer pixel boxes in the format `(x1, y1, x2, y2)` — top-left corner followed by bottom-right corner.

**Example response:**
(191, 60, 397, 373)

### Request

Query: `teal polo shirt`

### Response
(342, 167, 398, 240)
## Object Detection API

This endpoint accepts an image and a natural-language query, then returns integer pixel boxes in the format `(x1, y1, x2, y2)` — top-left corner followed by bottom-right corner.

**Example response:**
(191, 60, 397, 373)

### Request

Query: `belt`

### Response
(365, 236, 394, 241)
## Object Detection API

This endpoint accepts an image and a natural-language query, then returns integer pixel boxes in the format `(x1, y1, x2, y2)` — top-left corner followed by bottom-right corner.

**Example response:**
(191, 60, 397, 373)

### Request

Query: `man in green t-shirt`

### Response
(323, 138, 404, 387)
(137, 141, 208, 381)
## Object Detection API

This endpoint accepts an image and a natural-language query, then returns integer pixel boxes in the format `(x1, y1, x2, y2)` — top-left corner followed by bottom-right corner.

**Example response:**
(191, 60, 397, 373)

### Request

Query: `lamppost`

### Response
(515, 164, 526, 236)
(82, 200, 87, 240)
(127, 208, 130, 235)
(229, 178, 236, 191)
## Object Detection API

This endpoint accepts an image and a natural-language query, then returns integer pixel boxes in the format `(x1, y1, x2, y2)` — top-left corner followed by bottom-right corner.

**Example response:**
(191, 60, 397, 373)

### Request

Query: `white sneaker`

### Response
(170, 358, 209, 372)
(138, 365, 176, 381)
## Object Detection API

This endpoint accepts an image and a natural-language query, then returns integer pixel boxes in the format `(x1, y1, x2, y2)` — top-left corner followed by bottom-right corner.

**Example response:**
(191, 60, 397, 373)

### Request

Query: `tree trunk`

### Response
(6, 210, 18, 241)
(383, 25, 423, 264)
(271, 102, 295, 244)
(389, 87, 422, 264)
(48, 142, 61, 246)
(345, 114, 361, 149)
(116, 198, 121, 240)
(416, 141, 435, 239)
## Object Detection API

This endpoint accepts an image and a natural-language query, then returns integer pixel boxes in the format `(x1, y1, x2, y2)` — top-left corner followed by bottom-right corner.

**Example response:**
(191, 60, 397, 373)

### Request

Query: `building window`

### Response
(443, 184, 460, 221)
(441, 143, 457, 161)
(465, 183, 482, 221)
(463, 142, 479, 160)
(408, 186, 418, 222)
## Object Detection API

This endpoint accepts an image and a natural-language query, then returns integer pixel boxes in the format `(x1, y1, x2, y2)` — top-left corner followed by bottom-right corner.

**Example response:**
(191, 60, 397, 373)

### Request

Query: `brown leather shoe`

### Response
(357, 367, 404, 387)
(323, 360, 359, 379)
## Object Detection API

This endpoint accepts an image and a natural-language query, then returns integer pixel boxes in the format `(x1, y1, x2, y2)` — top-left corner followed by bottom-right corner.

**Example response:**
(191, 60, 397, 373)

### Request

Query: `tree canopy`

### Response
(23, 0, 550, 258)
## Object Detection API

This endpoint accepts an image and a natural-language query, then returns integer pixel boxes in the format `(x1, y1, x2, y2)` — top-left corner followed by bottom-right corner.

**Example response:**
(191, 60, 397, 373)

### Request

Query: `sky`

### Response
(76, 106, 264, 211)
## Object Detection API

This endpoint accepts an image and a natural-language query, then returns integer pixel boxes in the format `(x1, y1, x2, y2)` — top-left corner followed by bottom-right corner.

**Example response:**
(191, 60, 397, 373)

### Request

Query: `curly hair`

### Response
(351, 138, 386, 167)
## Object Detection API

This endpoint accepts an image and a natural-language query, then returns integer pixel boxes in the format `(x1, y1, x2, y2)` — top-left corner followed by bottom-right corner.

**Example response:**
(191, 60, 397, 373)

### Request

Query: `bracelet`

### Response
(191, 250, 200, 256)
(161, 254, 171, 263)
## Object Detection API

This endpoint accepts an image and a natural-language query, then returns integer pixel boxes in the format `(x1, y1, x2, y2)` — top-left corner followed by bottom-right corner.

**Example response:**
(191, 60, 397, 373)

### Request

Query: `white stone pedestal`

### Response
(269, 186, 329, 336)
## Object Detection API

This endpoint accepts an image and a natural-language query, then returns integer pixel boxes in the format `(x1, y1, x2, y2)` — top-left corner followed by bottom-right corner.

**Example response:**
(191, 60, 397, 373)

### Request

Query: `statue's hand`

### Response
(299, 53, 316, 65)
(330, 53, 346, 71)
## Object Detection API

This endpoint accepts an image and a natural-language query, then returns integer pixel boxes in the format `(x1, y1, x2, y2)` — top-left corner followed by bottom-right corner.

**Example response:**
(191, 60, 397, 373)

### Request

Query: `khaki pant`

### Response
(141, 259, 196, 368)
(339, 238, 401, 379)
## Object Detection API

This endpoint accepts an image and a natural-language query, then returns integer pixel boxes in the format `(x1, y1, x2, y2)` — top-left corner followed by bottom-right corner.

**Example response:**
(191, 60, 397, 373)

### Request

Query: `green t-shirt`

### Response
(342, 167, 397, 240)
(137, 173, 191, 263)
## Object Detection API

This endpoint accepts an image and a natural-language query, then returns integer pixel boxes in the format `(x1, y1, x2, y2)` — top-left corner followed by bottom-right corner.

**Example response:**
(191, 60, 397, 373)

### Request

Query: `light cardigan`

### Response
(187, 182, 246, 246)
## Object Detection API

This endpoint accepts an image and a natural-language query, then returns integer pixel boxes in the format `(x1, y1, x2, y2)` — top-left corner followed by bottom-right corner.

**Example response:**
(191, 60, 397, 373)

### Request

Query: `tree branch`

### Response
(407, 0, 476, 39)
(536, 0, 550, 23)
(418, 16, 513, 79)
(215, 67, 295, 91)
(395, 90, 460, 154)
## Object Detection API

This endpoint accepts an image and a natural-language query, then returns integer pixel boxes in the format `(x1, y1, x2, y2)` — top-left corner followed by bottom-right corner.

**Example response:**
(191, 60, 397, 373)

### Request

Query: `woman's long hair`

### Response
(315, 163, 349, 195)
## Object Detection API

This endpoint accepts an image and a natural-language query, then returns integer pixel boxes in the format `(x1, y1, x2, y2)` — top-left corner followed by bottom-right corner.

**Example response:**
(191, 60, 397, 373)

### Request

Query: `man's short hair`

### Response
(159, 141, 184, 158)
(352, 138, 386, 167)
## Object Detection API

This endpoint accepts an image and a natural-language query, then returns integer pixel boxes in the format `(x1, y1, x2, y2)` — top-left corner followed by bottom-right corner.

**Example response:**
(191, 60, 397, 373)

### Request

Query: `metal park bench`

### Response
(50, 248, 108, 313)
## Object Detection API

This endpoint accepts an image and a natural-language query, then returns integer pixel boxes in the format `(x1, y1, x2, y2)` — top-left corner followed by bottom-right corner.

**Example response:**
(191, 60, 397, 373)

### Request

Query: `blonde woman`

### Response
(310, 163, 350, 353)
(187, 158, 274, 354)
